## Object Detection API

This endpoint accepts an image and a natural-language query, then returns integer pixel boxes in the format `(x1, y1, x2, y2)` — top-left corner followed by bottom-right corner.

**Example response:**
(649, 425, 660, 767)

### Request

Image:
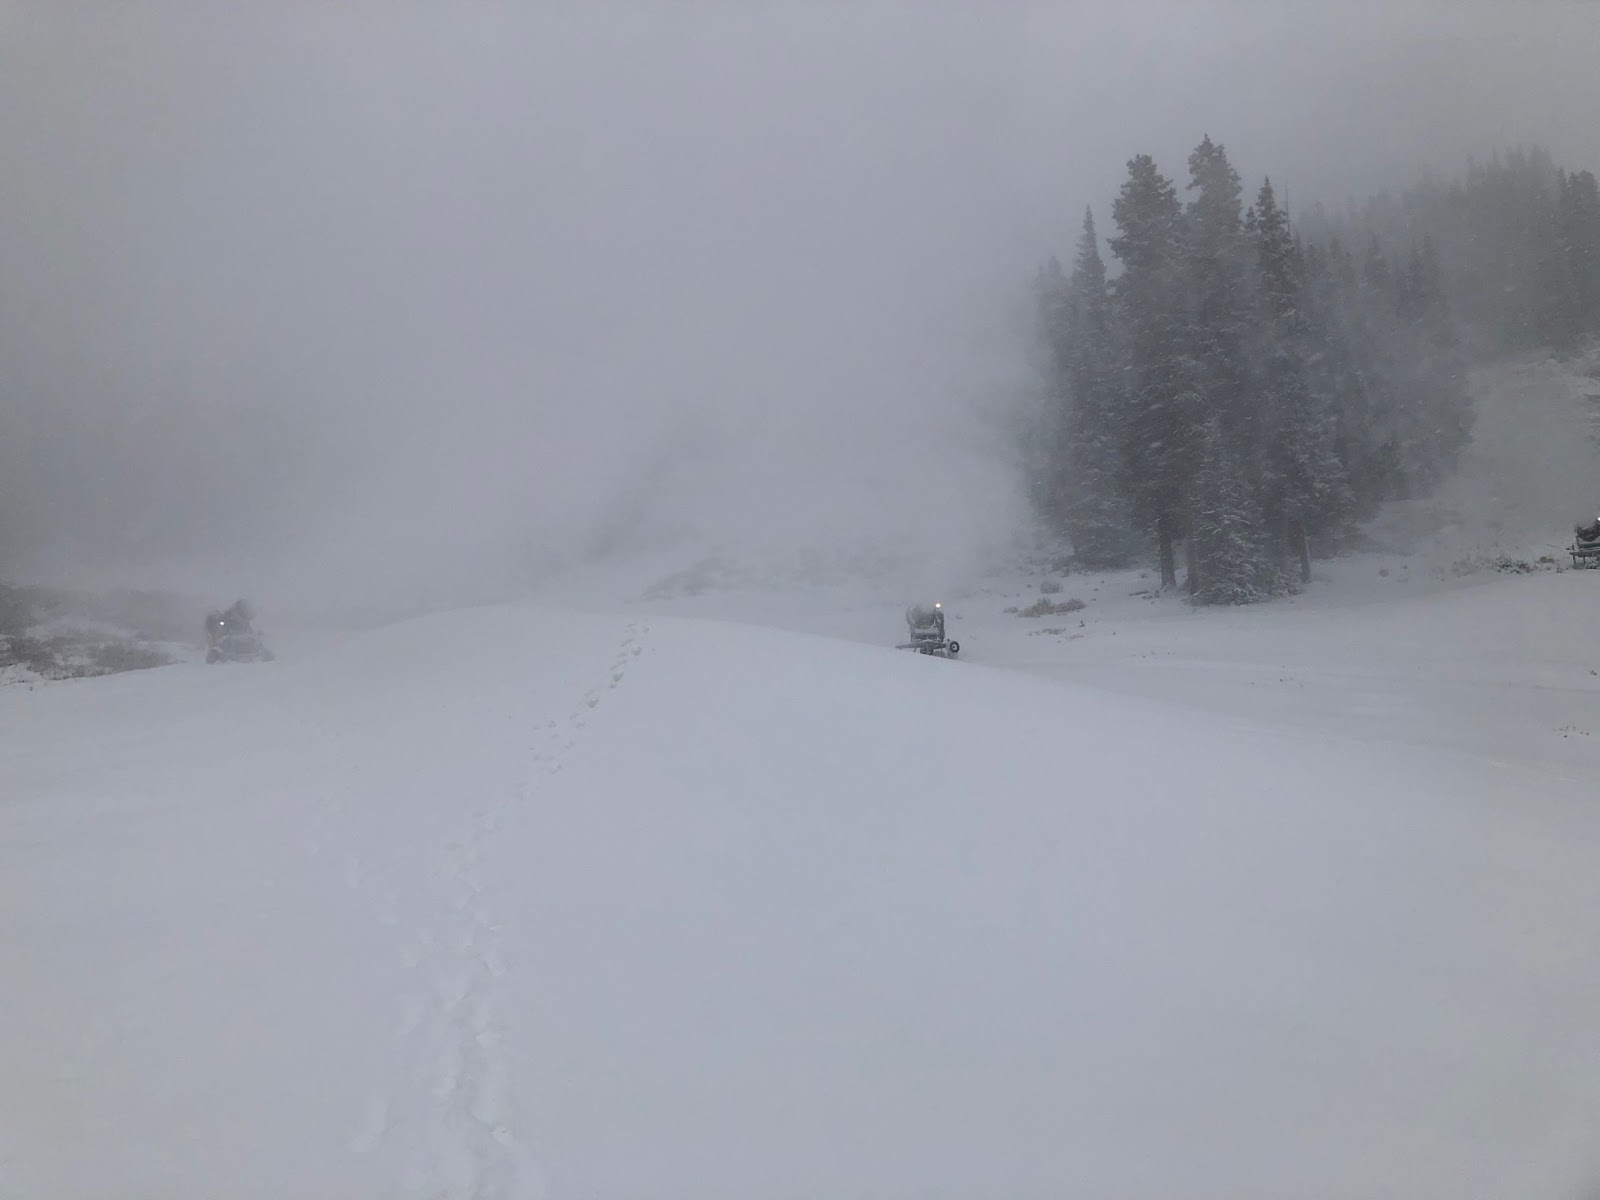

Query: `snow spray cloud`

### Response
(1, 3, 1598, 614)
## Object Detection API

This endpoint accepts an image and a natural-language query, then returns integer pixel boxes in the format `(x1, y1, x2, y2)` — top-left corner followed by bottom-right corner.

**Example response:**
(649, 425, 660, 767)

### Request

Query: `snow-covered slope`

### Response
(1365, 343, 1600, 568)
(6, 579, 1600, 1199)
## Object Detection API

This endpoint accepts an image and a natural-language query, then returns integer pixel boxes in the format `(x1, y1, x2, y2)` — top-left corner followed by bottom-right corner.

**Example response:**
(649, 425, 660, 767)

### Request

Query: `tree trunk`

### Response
(1182, 478, 1201, 597)
(1158, 520, 1177, 590)
(1296, 518, 1312, 584)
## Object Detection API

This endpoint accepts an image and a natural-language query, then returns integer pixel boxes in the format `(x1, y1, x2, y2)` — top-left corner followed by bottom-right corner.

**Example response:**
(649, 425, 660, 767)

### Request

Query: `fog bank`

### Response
(3, 3, 1597, 615)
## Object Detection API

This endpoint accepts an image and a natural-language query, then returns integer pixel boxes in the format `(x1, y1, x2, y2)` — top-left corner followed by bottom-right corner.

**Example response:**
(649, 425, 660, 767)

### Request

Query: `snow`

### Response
(1366, 347, 1600, 569)
(6, 548, 1600, 1199)
(6, 340, 1600, 1200)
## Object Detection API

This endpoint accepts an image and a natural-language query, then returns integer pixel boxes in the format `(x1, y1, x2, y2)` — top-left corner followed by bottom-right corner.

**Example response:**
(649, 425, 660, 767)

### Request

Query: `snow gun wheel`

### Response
(947, 640, 960, 656)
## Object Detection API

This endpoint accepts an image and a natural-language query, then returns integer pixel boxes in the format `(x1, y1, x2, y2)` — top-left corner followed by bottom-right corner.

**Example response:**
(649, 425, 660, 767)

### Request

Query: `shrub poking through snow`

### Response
(1018, 597, 1086, 617)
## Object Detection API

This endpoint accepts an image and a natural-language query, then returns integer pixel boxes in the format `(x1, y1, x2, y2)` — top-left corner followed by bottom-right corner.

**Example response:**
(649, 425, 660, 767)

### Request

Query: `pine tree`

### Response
(1352, 236, 1409, 500)
(1299, 143, 1600, 354)
(1248, 177, 1348, 583)
(1559, 169, 1600, 333)
(1029, 256, 1074, 531)
(1185, 138, 1253, 418)
(1190, 414, 1271, 605)
(1026, 135, 1511, 605)
(1060, 208, 1141, 567)
(1300, 237, 1376, 539)
(1530, 180, 1579, 349)
(1180, 135, 1264, 600)
(1110, 154, 1190, 590)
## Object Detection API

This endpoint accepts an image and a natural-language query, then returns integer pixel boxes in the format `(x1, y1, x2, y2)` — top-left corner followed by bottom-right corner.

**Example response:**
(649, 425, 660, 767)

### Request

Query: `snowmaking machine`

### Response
(897, 602, 959, 657)
(204, 602, 276, 664)
(1571, 516, 1600, 569)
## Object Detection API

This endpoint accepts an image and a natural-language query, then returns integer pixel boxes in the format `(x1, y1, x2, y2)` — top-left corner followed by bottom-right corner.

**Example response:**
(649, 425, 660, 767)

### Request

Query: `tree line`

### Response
(1301, 144, 1600, 359)
(1029, 135, 1478, 603)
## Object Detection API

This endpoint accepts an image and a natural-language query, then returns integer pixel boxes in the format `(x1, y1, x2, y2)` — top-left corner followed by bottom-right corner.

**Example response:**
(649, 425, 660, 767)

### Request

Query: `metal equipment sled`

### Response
(207, 629, 275, 663)
(1571, 519, 1600, 569)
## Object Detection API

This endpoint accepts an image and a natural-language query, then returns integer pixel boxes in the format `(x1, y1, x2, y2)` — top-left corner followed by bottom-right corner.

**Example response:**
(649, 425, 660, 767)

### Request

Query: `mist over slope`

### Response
(4, 5, 1600, 617)
(1370, 342, 1600, 568)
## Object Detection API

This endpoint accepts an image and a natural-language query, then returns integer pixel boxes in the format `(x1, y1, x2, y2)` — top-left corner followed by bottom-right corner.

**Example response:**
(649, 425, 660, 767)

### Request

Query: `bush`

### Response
(1040, 579, 1063, 595)
(3, 635, 56, 676)
(1017, 596, 1086, 617)
(1, 626, 175, 681)
(91, 643, 172, 673)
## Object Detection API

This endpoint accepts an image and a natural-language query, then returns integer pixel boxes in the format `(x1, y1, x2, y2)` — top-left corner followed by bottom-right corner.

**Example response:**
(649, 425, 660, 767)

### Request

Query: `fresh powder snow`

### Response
(4, 546, 1600, 1199)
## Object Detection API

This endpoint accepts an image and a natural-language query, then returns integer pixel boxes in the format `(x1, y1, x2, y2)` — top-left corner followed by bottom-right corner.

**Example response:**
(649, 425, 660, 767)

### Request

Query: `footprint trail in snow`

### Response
(348, 618, 650, 1199)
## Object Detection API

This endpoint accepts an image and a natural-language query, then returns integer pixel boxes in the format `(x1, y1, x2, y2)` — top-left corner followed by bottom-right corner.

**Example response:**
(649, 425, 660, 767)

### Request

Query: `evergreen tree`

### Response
(1300, 237, 1379, 537)
(1029, 256, 1074, 531)
(1110, 154, 1190, 589)
(1248, 177, 1348, 583)
(1350, 236, 1409, 499)
(1025, 133, 1506, 607)
(1060, 207, 1141, 567)
(1180, 135, 1263, 599)
(1300, 143, 1600, 355)
(1558, 169, 1600, 333)
(1190, 414, 1271, 604)
(1184, 135, 1252, 420)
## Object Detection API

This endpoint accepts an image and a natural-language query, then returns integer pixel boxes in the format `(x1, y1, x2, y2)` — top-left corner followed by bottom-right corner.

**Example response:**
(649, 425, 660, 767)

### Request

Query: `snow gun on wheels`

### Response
(1571, 516, 1600, 570)
(897, 602, 959, 658)
(204, 599, 275, 664)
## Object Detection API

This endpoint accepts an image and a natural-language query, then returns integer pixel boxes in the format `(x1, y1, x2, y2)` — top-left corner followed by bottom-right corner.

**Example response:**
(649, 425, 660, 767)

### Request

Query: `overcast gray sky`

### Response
(2, 1, 1597, 609)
